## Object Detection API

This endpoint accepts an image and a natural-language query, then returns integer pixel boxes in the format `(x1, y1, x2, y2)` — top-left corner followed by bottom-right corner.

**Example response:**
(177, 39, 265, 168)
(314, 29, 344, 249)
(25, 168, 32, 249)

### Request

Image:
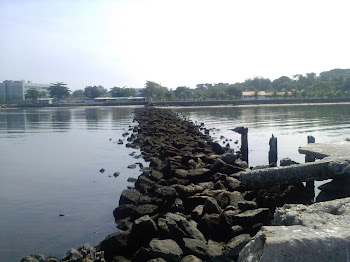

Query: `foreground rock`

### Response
(239, 197, 350, 261)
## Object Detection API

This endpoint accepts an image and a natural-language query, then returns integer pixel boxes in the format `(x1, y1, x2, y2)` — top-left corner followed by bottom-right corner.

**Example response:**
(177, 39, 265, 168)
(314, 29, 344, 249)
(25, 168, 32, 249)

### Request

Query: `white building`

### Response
(242, 91, 292, 100)
(0, 80, 50, 101)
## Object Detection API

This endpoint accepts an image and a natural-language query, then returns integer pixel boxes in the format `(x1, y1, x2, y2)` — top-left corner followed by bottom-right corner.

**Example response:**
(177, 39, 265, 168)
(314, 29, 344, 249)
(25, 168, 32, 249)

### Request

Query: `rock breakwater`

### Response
(21, 107, 313, 262)
(97, 108, 276, 262)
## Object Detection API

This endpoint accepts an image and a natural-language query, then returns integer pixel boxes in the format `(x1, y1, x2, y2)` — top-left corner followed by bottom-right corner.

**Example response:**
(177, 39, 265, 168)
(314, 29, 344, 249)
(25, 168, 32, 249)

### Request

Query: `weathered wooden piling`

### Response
(268, 134, 278, 166)
(305, 136, 315, 195)
(232, 127, 248, 164)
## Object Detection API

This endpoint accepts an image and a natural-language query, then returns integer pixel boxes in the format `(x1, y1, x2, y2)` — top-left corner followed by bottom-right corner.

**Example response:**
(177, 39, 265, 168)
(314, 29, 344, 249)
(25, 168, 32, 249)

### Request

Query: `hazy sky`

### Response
(1, 0, 350, 91)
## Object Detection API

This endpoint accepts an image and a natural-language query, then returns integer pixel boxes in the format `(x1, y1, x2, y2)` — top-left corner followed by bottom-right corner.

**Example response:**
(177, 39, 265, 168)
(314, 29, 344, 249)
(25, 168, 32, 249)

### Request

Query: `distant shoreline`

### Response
(2, 98, 350, 109)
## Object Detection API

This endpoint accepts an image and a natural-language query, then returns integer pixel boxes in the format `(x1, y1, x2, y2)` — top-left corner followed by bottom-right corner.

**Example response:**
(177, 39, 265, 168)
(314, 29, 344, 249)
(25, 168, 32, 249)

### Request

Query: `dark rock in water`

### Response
(122, 132, 129, 137)
(280, 157, 299, 166)
(114, 204, 136, 220)
(20, 254, 45, 262)
(98, 230, 134, 260)
(113, 172, 120, 177)
(59, 214, 65, 217)
(211, 142, 225, 155)
(135, 175, 155, 193)
(118, 139, 124, 145)
(127, 164, 137, 169)
(119, 189, 142, 206)
(99, 168, 105, 173)
(127, 177, 138, 183)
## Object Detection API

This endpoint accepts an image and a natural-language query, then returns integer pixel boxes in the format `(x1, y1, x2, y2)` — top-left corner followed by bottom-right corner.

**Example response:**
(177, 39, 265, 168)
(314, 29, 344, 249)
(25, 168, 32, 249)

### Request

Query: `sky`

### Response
(1, 0, 350, 91)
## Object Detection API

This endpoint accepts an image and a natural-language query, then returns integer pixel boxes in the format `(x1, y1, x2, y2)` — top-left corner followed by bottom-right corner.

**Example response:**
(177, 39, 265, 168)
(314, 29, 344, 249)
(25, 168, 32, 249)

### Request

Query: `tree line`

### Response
(142, 68, 350, 101)
(23, 68, 350, 102)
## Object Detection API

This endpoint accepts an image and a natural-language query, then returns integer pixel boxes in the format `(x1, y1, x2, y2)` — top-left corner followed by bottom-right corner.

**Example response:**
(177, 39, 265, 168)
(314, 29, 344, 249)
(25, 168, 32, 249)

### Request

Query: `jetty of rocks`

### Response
(21, 107, 317, 262)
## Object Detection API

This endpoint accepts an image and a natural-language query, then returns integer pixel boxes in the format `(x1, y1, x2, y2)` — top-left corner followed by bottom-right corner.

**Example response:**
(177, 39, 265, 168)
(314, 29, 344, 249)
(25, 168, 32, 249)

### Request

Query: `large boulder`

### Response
(239, 225, 350, 262)
(119, 189, 142, 206)
(148, 239, 183, 262)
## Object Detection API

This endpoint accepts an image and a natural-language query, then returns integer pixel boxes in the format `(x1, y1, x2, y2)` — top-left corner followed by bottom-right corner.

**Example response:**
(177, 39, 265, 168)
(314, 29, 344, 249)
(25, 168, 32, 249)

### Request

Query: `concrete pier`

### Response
(240, 140, 350, 188)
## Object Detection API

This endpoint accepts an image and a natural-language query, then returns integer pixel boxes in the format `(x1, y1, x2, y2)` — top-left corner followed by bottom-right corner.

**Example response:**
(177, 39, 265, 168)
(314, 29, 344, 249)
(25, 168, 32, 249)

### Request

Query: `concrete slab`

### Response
(298, 140, 350, 159)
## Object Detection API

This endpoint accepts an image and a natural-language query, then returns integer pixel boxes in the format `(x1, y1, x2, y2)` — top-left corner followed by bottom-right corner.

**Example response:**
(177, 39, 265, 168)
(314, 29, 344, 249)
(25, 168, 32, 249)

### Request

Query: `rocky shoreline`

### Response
(21, 107, 315, 262)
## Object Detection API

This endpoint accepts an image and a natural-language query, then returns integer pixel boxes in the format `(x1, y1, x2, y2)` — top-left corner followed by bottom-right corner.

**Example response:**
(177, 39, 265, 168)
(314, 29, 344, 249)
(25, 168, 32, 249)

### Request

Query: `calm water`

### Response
(0, 107, 146, 262)
(1, 104, 350, 262)
(175, 103, 350, 167)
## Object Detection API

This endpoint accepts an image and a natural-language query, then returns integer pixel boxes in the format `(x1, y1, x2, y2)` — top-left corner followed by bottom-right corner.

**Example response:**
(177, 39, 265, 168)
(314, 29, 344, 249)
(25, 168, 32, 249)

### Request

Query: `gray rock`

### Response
(273, 197, 350, 228)
(170, 198, 185, 213)
(224, 234, 251, 257)
(155, 186, 178, 200)
(233, 208, 272, 227)
(112, 256, 131, 262)
(191, 205, 204, 220)
(221, 153, 237, 165)
(148, 239, 183, 262)
(98, 230, 133, 260)
(45, 257, 61, 262)
(205, 240, 223, 258)
(131, 215, 158, 243)
(178, 219, 206, 242)
(171, 184, 205, 197)
(133, 204, 158, 218)
(182, 238, 207, 260)
(135, 175, 156, 193)
(280, 157, 299, 166)
(62, 248, 82, 262)
(239, 225, 350, 262)
(113, 204, 136, 220)
(147, 258, 166, 262)
(211, 142, 225, 155)
(225, 177, 241, 191)
(21, 254, 45, 262)
(119, 189, 142, 206)
(127, 164, 137, 169)
(180, 255, 202, 262)
(203, 197, 221, 214)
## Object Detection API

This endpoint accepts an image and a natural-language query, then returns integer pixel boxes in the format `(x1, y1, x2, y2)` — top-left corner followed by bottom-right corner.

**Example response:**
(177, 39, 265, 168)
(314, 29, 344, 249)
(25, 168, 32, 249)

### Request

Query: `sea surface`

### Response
(0, 104, 349, 261)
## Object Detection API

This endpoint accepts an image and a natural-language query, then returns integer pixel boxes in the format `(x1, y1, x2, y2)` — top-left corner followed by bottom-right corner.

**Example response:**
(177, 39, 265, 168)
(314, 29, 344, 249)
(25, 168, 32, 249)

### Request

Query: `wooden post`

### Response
(305, 135, 315, 197)
(268, 134, 278, 166)
(232, 127, 249, 164)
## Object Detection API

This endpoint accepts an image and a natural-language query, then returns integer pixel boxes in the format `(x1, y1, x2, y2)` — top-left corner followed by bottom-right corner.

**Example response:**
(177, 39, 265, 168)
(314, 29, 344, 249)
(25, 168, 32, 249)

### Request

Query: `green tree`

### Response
(110, 87, 137, 97)
(25, 88, 41, 102)
(141, 81, 172, 100)
(84, 86, 103, 99)
(227, 84, 242, 99)
(48, 82, 70, 100)
(72, 89, 84, 98)
(0, 96, 5, 104)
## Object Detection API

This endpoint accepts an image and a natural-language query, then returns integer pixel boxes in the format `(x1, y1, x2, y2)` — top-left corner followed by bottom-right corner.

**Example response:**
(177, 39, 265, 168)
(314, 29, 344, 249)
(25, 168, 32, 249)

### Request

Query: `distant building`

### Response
(0, 80, 50, 102)
(241, 91, 292, 100)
